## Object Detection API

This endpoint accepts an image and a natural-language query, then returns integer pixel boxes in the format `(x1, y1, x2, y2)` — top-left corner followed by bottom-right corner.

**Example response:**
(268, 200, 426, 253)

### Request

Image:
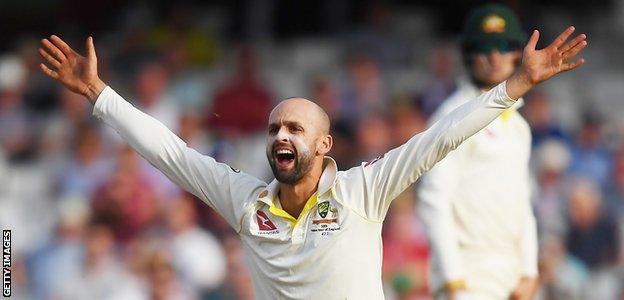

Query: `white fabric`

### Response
(93, 81, 516, 300)
(417, 81, 538, 299)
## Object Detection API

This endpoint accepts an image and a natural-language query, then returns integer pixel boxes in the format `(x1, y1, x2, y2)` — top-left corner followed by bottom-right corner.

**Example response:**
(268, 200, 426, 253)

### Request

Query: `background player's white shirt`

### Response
(417, 80, 538, 299)
(92, 82, 516, 300)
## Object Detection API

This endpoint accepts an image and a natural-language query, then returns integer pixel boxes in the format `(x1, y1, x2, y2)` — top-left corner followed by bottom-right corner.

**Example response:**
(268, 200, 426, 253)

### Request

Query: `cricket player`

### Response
(418, 4, 539, 300)
(38, 24, 585, 299)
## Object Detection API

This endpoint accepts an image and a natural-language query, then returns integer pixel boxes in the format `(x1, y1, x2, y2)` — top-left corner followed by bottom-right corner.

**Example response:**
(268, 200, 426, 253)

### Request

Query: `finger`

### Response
(525, 30, 539, 51)
(41, 39, 66, 62)
(562, 40, 588, 60)
(86, 36, 97, 62)
(551, 26, 575, 49)
(561, 58, 585, 72)
(39, 63, 59, 79)
(38, 48, 61, 68)
(559, 34, 586, 53)
(50, 35, 75, 57)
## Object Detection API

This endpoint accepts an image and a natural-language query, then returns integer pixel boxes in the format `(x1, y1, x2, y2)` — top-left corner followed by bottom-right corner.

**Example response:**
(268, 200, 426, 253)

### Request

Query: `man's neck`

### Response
(278, 160, 324, 219)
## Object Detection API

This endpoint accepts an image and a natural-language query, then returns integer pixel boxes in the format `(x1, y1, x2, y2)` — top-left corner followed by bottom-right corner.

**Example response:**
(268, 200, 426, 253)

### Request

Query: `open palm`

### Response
(521, 26, 587, 84)
(39, 35, 102, 100)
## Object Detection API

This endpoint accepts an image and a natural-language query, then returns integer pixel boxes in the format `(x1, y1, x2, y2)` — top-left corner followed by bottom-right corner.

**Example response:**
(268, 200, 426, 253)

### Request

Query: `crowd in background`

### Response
(1, 1, 623, 299)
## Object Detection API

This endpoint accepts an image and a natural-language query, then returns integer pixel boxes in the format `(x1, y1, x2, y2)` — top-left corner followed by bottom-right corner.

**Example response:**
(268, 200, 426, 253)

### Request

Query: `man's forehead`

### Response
(268, 97, 330, 133)
(269, 98, 314, 121)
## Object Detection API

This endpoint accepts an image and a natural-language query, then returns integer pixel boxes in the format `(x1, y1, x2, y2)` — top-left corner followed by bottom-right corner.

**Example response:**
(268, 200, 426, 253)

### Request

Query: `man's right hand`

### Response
(39, 35, 106, 104)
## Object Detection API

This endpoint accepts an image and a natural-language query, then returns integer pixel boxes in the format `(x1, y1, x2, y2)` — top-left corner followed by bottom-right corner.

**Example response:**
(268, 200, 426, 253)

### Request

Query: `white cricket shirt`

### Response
(92, 81, 516, 299)
(417, 80, 538, 298)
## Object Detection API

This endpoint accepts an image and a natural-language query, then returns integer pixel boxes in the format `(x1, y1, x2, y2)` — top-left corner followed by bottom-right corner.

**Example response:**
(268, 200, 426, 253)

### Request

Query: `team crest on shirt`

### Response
(311, 201, 340, 234)
(318, 201, 330, 218)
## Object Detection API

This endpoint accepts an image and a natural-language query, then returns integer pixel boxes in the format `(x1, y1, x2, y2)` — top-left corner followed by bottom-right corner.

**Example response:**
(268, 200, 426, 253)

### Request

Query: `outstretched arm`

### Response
(39, 36, 265, 231)
(337, 26, 587, 221)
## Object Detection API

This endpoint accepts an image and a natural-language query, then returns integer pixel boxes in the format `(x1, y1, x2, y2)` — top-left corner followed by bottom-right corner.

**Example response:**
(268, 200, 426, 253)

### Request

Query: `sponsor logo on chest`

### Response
(255, 210, 280, 235)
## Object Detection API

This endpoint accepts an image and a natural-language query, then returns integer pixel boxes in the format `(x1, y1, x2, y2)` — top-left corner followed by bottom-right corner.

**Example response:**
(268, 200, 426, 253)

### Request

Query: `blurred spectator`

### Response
(389, 98, 427, 146)
(346, 4, 412, 68)
(207, 233, 255, 300)
(201, 46, 273, 179)
(58, 124, 112, 199)
(533, 139, 572, 240)
(40, 87, 91, 165)
(566, 178, 619, 270)
(165, 193, 227, 295)
(148, 250, 197, 300)
(327, 122, 357, 169)
(355, 114, 392, 162)
(134, 62, 180, 132)
(52, 222, 145, 299)
(0, 55, 37, 163)
(606, 145, 624, 229)
(310, 76, 358, 168)
(92, 146, 158, 243)
(340, 53, 388, 126)
(418, 44, 458, 117)
(178, 111, 212, 154)
(568, 113, 613, 187)
(29, 198, 90, 299)
(11, 255, 34, 300)
(523, 91, 570, 147)
(537, 237, 588, 300)
(0, 140, 6, 170)
(311, 76, 341, 123)
(206, 46, 272, 137)
(154, 8, 221, 110)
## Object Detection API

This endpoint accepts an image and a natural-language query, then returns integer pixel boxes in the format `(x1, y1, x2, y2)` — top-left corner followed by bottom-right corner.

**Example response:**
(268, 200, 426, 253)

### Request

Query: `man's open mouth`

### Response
(274, 148, 296, 170)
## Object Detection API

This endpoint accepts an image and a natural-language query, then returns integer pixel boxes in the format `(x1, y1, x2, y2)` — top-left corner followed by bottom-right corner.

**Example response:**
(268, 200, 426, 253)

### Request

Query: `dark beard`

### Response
(268, 151, 314, 184)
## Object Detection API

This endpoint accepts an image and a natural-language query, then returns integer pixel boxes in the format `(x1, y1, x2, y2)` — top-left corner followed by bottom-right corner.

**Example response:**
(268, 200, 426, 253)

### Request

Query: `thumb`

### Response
(86, 36, 97, 62)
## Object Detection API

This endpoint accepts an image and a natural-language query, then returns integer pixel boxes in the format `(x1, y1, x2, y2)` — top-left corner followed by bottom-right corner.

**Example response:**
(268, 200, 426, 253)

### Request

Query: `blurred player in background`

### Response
(418, 4, 538, 300)
(37, 20, 585, 298)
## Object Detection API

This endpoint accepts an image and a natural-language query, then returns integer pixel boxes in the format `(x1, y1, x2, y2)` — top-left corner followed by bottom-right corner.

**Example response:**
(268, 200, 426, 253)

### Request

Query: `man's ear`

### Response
(317, 134, 333, 156)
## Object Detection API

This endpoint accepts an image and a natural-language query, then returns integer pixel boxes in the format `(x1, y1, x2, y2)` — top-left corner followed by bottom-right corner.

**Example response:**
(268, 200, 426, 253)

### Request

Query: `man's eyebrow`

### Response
(286, 120, 303, 127)
(268, 120, 303, 128)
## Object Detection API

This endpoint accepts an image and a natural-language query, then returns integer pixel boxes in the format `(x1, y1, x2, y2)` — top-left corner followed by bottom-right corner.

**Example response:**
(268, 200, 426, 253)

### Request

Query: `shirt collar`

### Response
(256, 156, 338, 206)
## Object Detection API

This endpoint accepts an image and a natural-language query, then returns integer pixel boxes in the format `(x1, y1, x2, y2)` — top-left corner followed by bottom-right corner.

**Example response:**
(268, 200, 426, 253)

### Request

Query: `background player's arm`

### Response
(39, 35, 264, 231)
(416, 104, 472, 297)
(511, 156, 539, 300)
(417, 148, 469, 298)
(336, 26, 586, 221)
